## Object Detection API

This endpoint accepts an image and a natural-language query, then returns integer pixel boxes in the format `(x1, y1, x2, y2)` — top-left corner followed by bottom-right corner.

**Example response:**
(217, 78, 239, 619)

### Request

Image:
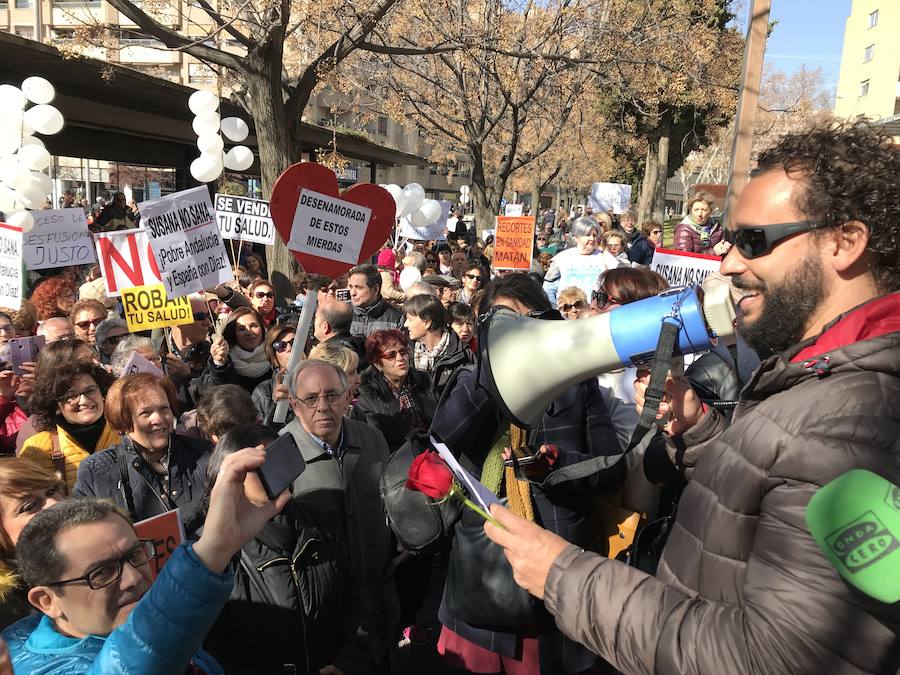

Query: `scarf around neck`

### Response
(230, 343, 271, 378)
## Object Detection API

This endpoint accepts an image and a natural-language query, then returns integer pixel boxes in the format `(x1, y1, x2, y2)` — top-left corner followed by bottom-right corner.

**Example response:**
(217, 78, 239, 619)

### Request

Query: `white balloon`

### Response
(0, 130, 20, 158)
(192, 113, 221, 137)
(399, 266, 422, 291)
(220, 117, 249, 143)
(197, 133, 224, 155)
(8, 167, 33, 191)
(5, 209, 34, 231)
(17, 144, 51, 171)
(21, 77, 55, 105)
(384, 184, 404, 218)
(0, 85, 25, 111)
(188, 90, 219, 116)
(400, 183, 425, 216)
(20, 136, 44, 148)
(0, 185, 17, 212)
(190, 154, 223, 183)
(0, 156, 19, 184)
(23, 104, 64, 135)
(17, 188, 44, 210)
(224, 145, 254, 172)
(411, 210, 428, 228)
(420, 199, 442, 223)
(33, 171, 52, 194)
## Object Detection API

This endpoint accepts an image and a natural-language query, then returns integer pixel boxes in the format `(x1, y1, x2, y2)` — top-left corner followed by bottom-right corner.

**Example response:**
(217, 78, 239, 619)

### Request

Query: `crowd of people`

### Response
(0, 120, 896, 675)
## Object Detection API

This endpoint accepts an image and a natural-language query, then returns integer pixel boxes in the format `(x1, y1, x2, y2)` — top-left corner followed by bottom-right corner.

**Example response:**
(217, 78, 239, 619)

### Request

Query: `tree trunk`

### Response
(470, 147, 500, 236)
(530, 174, 541, 226)
(244, 51, 302, 300)
(652, 122, 670, 222)
(636, 141, 658, 223)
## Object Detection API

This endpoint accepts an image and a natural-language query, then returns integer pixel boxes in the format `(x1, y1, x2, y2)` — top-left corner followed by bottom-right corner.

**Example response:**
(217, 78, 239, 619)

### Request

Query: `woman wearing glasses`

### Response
(20, 362, 117, 493)
(626, 221, 664, 267)
(94, 318, 129, 366)
(251, 322, 297, 428)
(202, 307, 271, 394)
(352, 329, 436, 453)
(69, 299, 108, 348)
(245, 279, 279, 328)
(556, 287, 591, 320)
(542, 216, 620, 308)
(456, 264, 485, 306)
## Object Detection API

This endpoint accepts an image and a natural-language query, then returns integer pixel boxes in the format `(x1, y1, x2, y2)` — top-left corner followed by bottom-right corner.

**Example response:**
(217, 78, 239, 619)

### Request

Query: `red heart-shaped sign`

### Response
(269, 162, 395, 278)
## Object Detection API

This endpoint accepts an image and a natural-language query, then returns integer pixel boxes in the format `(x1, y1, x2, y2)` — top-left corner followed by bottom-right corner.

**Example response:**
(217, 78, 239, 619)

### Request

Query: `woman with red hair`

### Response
(29, 277, 76, 321)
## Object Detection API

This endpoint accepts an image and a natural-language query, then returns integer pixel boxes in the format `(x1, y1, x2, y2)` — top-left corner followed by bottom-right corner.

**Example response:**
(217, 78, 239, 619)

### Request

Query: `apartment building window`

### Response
(188, 63, 215, 84)
(14, 26, 34, 38)
(868, 9, 878, 28)
(377, 116, 388, 135)
(54, 0, 102, 6)
(119, 30, 164, 47)
(51, 28, 76, 41)
(0, 0, 8, 9)
(14, 0, 32, 8)
(864, 44, 874, 62)
(859, 79, 870, 97)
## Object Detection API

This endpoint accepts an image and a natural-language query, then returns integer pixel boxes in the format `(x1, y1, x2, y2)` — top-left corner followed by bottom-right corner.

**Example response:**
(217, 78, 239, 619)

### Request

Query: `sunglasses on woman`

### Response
(560, 300, 586, 312)
(724, 220, 814, 259)
(591, 289, 623, 310)
(74, 317, 104, 331)
(254, 290, 275, 299)
(272, 338, 294, 353)
(379, 348, 409, 361)
(463, 273, 482, 282)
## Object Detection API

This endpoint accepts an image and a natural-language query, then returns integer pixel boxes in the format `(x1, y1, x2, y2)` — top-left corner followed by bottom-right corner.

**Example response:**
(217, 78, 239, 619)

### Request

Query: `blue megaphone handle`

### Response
(608, 286, 714, 367)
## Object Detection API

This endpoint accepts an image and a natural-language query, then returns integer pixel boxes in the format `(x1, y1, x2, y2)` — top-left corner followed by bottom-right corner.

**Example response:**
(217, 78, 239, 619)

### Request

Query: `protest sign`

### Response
(492, 216, 534, 270)
(287, 188, 371, 266)
(504, 203, 524, 217)
(650, 247, 721, 287)
(0, 223, 23, 310)
(134, 509, 184, 580)
(214, 193, 276, 245)
(24, 208, 96, 270)
(589, 182, 632, 215)
(140, 186, 231, 297)
(94, 228, 163, 297)
(121, 350, 163, 377)
(121, 284, 194, 332)
(398, 200, 450, 241)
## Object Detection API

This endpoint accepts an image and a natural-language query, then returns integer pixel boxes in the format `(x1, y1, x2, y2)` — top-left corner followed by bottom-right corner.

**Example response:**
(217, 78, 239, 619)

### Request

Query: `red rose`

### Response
(406, 451, 454, 500)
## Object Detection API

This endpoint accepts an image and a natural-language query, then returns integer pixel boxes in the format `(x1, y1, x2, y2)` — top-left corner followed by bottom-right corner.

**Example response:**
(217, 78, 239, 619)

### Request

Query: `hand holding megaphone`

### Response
(634, 370, 705, 436)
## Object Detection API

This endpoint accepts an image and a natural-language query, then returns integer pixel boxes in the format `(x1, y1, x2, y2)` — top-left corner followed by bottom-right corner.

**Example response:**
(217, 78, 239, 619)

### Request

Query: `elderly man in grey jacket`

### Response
(280, 359, 399, 668)
(484, 122, 900, 674)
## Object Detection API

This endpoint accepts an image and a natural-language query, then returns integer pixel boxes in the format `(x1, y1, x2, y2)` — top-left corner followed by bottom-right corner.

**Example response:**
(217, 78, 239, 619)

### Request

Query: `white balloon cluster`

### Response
(0, 77, 64, 230)
(380, 182, 442, 227)
(188, 90, 254, 183)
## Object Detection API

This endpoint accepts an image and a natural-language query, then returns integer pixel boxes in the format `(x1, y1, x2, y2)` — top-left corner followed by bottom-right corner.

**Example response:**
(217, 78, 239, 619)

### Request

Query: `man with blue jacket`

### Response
(3, 446, 289, 673)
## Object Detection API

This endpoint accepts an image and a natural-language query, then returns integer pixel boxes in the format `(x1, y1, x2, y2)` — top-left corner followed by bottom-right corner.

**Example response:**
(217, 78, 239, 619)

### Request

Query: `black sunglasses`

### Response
(272, 338, 294, 353)
(193, 312, 210, 322)
(254, 290, 275, 299)
(724, 220, 815, 259)
(560, 300, 586, 312)
(591, 289, 623, 310)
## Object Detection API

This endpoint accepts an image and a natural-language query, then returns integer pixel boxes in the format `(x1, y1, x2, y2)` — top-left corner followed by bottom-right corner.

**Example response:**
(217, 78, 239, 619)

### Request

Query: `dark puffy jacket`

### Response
(544, 296, 900, 675)
(350, 299, 404, 338)
(352, 367, 436, 453)
(625, 231, 655, 266)
(672, 217, 723, 255)
(203, 501, 371, 675)
(429, 330, 475, 398)
(73, 434, 212, 537)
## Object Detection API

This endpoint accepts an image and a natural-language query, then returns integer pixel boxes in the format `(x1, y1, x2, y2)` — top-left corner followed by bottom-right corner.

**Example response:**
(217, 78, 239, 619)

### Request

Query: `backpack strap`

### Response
(49, 434, 68, 496)
(117, 442, 137, 521)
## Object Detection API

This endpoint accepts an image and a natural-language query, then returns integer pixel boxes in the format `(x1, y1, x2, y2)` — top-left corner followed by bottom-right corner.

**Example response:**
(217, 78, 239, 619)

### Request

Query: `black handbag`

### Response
(443, 500, 534, 629)
(379, 433, 462, 551)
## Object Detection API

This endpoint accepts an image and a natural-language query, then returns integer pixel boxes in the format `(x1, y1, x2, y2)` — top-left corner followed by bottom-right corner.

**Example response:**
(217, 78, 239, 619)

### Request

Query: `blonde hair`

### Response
(594, 212, 613, 233)
(601, 230, 625, 251)
(557, 286, 588, 307)
(308, 342, 359, 375)
(0, 458, 65, 563)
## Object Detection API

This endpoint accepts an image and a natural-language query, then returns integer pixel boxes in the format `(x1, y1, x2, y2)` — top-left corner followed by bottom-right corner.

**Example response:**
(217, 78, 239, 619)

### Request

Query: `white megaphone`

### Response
(479, 285, 737, 427)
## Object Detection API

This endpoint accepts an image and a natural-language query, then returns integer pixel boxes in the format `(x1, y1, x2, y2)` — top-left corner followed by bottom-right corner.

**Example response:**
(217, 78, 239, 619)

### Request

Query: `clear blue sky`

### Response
(757, 0, 849, 95)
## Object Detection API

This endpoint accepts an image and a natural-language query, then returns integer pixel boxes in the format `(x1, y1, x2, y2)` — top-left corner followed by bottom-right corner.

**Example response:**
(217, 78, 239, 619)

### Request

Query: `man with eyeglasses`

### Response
(482, 121, 900, 675)
(3, 448, 290, 673)
(35, 317, 76, 344)
(154, 294, 214, 409)
(279, 360, 397, 668)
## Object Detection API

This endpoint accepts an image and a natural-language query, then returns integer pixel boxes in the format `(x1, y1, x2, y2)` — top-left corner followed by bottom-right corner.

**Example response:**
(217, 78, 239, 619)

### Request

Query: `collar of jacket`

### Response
(354, 298, 388, 319)
(24, 614, 106, 654)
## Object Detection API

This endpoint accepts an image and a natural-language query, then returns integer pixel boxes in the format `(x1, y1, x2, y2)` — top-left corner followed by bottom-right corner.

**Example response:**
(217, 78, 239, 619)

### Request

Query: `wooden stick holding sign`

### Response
(272, 291, 317, 424)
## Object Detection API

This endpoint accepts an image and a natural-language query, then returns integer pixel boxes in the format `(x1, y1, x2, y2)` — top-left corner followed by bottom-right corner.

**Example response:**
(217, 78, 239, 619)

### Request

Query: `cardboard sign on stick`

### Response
(650, 247, 721, 288)
(0, 223, 23, 310)
(287, 189, 371, 266)
(134, 509, 184, 581)
(492, 216, 534, 270)
(24, 208, 96, 270)
(589, 183, 632, 215)
(94, 228, 164, 297)
(214, 194, 276, 245)
(121, 284, 194, 332)
(121, 350, 164, 377)
(139, 186, 231, 297)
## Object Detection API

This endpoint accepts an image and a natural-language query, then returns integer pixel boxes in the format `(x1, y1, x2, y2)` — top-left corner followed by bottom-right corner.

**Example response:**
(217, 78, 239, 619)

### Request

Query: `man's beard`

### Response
(735, 251, 825, 357)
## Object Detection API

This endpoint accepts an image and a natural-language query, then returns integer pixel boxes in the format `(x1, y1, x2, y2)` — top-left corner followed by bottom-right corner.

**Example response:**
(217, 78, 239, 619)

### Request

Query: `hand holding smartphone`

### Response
(9, 336, 45, 376)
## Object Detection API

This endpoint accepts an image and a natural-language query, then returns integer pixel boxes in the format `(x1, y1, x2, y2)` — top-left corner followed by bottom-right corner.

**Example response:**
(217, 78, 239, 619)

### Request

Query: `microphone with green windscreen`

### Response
(805, 469, 900, 604)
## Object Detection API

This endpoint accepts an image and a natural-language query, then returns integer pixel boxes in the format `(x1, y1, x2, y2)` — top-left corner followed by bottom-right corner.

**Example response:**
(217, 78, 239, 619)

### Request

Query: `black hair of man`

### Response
(480, 273, 551, 314)
(348, 264, 381, 292)
(403, 294, 447, 332)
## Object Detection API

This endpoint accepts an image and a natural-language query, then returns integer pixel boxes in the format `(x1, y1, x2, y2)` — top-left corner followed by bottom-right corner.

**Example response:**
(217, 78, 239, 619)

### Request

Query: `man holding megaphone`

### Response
(484, 121, 900, 674)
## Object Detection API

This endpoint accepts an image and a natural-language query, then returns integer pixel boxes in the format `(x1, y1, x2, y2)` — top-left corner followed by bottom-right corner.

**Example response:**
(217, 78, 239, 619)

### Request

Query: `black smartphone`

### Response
(502, 446, 543, 468)
(256, 433, 306, 500)
(9, 336, 45, 376)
